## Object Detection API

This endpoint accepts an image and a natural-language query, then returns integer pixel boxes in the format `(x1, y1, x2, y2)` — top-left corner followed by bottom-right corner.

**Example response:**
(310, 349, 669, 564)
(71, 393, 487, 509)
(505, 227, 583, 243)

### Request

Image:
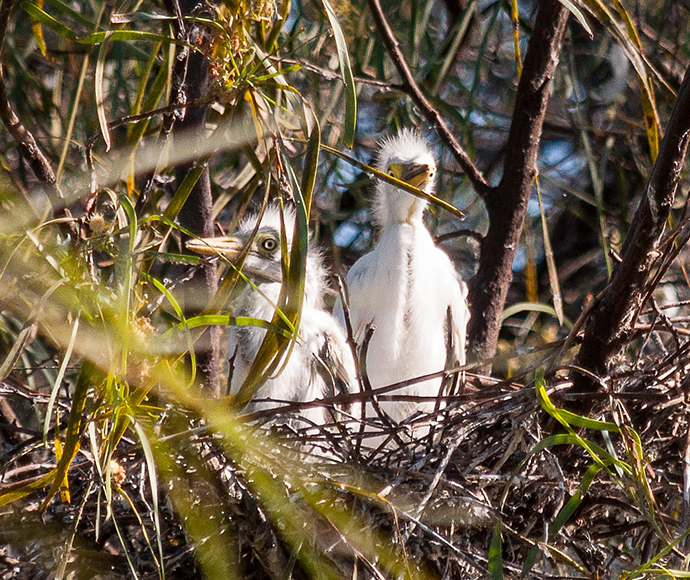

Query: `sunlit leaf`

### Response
(321, 0, 357, 147)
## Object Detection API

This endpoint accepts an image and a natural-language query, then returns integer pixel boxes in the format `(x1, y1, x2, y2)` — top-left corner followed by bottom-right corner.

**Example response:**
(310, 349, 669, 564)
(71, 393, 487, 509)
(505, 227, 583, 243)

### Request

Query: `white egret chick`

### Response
(186, 204, 357, 431)
(339, 129, 470, 435)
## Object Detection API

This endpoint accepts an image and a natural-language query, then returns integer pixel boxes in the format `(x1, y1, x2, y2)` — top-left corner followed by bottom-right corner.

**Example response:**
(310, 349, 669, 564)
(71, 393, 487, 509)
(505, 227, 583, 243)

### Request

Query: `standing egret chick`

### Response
(186, 204, 357, 432)
(338, 129, 470, 436)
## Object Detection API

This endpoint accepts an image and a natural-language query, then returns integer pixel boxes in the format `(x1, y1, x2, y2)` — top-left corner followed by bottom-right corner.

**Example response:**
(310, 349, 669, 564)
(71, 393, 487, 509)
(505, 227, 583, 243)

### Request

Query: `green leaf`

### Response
(163, 314, 293, 339)
(321, 0, 357, 147)
(131, 420, 165, 580)
(556, 0, 594, 37)
(22, 3, 185, 46)
(535, 176, 563, 325)
(488, 521, 504, 580)
(163, 161, 209, 221)
(320, 143, 465, 219)
(40, 361, 96, 512)
(95, 29, 114, 151)
(43, 0, 95, 29)
(502, 301, 571, 328)
(43, 315, 80, 445)
(521, 463, 602, 576)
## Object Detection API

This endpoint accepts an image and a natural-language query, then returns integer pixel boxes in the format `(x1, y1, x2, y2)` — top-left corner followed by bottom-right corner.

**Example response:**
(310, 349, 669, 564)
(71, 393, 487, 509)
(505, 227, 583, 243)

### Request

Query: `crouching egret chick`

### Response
(338, 129, 470, 439)
(186, 204, 358, 433)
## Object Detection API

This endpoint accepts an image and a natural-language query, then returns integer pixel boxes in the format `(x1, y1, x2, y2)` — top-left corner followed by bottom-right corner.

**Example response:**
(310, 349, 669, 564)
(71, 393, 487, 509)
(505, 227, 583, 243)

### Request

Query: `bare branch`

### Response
(163, 0, 221, 396)
(573, 62, 690, 396)
(366, 0, 489, 196)
(0, 0, 62, 209)
(467, 0, 570, 367)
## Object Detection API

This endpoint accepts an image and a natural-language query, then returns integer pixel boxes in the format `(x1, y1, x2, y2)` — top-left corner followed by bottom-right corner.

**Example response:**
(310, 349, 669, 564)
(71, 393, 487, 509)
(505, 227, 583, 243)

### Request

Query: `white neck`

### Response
(373, 186, 427, 228)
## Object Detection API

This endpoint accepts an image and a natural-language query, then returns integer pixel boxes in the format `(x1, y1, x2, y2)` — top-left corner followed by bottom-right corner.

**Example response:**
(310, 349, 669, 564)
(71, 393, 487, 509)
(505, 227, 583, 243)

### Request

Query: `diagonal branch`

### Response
(467, 0, 570, 366)
(366, 0, 490, 197)
(0, 0, 62, 209)
(573, 62, 690, 396)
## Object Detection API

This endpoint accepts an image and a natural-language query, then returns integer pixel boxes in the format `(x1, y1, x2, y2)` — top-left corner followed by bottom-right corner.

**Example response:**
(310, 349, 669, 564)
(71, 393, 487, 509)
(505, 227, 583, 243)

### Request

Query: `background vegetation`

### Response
(1, 0, 690, 578)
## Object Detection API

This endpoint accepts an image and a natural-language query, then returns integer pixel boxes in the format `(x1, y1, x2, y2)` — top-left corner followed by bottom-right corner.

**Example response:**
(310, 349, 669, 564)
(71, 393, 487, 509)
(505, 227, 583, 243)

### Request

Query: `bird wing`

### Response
(448, 272, 470, 366)
(335, 250, 380, 343)
(299, 309, 359, 417)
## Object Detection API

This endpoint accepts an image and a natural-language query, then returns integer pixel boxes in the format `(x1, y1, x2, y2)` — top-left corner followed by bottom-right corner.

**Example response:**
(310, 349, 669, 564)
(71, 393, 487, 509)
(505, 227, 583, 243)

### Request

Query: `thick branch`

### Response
(164, 0, 221, 396)
(573, 63, 690, 393)
(467, 0, 569, 366)
(366, 0, 489, 196)
(0, 0, 62, 209)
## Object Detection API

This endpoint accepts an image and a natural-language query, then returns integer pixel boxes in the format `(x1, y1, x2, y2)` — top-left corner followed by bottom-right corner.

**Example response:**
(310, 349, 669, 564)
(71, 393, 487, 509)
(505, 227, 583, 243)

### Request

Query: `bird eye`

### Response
(388, 170, 396, 177)
(261, 237, 278, 252)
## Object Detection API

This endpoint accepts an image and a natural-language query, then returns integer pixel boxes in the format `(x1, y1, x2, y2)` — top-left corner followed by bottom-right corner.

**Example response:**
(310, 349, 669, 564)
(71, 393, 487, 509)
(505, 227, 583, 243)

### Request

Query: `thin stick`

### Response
(366, 0, 489, 197)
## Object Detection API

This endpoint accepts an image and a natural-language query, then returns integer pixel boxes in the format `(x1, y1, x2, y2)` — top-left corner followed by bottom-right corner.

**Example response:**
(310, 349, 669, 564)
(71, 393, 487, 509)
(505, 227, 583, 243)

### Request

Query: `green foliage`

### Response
(1, 0, 690, 578)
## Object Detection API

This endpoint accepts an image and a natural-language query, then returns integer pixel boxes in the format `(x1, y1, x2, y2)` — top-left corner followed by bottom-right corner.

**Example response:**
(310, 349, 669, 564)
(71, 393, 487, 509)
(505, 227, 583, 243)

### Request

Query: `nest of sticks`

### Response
(2, 321, 689, 580)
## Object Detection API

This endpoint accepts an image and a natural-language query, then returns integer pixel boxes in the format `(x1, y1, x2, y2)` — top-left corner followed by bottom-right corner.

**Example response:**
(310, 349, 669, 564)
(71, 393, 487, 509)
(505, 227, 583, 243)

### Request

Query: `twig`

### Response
(358, 324, 406, 452)
(366, 0, 489, 197)
(278, 57, 402, 90)
(435, 228, 484, 245)
(334, 274, 366, 458)
(0, 0, 62, 209)
(574, 61, 690, 397)
(467, 0, 570, 368)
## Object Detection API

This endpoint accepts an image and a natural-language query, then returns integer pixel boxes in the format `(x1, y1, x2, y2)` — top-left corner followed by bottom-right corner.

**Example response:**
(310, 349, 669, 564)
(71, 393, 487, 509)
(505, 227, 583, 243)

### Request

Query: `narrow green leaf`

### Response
(43, 315, 80, 445)
(264, 0, 291, 53)
(163, 161, 208, 221)
(95, 30, 114, 151)
(40, 361, 96, 512)
(535, 373, 620, 432)
(610, 0, 659, 159)
(501, 301, 571, 328)
(556, 0, 594, 36)
(576, 0, 664, 157)
(521, 463, 602, 576)
(141, 272, 196, 380)
(163, 314, 293, 338)
(131, 420, 166, 580)
(21, 4, 185, 46)
(321, 0, 357, 147)
(433, 0, 476, 95)
(510, 0, 522, 76)
(320, 143, 465, 219)
(43, 0, 95, 29)
(300, 109, 320, 216)
(535, 176, 563, 325)
(0, 469, 59, 507)
(30, 0, 48, 56)
(488, 521, 504, 580)
(0, 323, 36, 380)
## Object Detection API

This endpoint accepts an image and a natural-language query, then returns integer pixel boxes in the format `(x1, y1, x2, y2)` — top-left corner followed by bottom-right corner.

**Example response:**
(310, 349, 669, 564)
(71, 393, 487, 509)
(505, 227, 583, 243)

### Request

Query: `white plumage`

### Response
(338, 129, 469, 434)
(186, 204, 357, 431)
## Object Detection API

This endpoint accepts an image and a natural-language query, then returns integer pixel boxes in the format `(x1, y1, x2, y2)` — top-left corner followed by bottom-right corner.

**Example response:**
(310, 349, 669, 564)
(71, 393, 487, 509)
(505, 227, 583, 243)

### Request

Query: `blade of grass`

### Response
(43, 314, 80, 445)
(132, 420, 165, 580)
(488, 520, 504, 580)
(535, 175, 563, 325)
(22, 4, 186, 46)
(40, 361, 97, 512)
(321, 0, 357, 147)
(95, 23, 113, 151)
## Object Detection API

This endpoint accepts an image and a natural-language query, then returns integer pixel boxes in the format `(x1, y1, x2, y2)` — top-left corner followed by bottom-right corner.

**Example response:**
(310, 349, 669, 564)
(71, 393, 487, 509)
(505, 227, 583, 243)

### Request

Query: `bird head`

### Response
(186, 204, 327, 306)
(373, 129, 437, 227)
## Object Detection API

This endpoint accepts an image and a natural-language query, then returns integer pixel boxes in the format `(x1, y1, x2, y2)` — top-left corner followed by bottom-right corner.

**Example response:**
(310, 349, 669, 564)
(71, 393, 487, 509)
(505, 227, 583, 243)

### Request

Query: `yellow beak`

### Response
(388, 162, 433, 190)
(186, 236, 243, 259)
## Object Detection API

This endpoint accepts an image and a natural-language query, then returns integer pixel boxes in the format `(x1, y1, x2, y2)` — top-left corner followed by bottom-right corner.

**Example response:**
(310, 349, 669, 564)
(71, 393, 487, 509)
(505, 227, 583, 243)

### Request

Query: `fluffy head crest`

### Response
(236, 203, 327, 309)
(373, 129, 437, 228)
(237, 203, 295, 244)
(375, 128, 436, 172)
